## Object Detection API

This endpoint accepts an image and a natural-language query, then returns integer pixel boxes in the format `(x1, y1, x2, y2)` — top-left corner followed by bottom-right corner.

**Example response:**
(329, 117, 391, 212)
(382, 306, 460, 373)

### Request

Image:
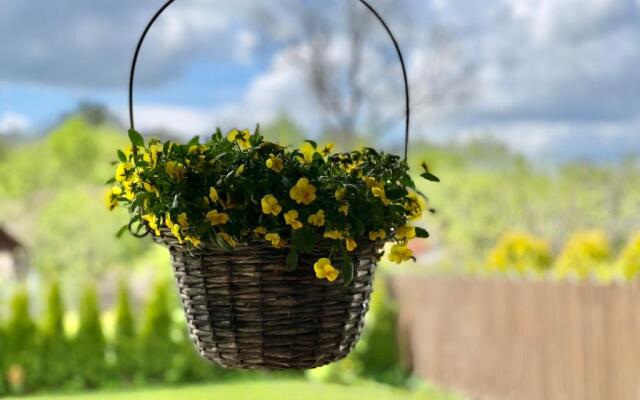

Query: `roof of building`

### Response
(0, 227, 22, 252)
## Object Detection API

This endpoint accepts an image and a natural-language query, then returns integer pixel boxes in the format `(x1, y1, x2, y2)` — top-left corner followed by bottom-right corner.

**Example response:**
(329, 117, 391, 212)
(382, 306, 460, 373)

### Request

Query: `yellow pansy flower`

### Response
(235, 164, 245, 176)
(261, 195, 282, 216)
(389, 244, 414, 264)
(335, 187, 347, 201)
(298, 142, 316, 164)
(395, 226, 416, 240)
(143, 143, 163, 166)
(209, 187, 219, 202)
(218, 232, 238, 248)
(308, 210, 326, 227)
(165, 213, 183, 243)
(254, 226, 267, 236)
(115, 162, 134, 182)
(185, 235, 201, 248)
(314, 258, 340, 282)
(142, 213, 161, 236)
(166, 161, 186, 180)
(345, 238, 357, 252)
(405, 192, 424, 220)
(206, 210, 230, 226)
(290, 178, 316, 205)
(369, 229, 386, 241)
(177, 212, 189, 228)
(320, 143, 334, 156)
(324, 230, 344, 240)
(143, 182, 159, 197)
(266, 154, 284, 172)
(265, 233, 285, 249)
(284, 210, 303, 230)
(227, 129, 251, 150)
(339, 203, 349, 216)
(105, 187, 122, 211)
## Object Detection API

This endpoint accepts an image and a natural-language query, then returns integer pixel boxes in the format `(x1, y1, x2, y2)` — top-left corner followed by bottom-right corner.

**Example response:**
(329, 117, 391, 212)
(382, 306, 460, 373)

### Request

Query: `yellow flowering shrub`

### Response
(554, 230, 612, 280)
(617, 233, 640, 280)
(485, 231, 551, 276)
(107, 128, 436, 283)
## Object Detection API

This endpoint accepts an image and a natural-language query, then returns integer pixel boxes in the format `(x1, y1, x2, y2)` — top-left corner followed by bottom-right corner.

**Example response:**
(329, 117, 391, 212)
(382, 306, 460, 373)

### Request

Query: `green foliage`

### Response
(138, 281, 176, 382)
(554, 230, 612, 281)
(5, 288, 40, 393)
(72, 285, 107, 389)
(485, 232, 552, 276)
(618, 233, 640, 280)
(40, 281, 71, 388)
(113, 281, 138, 383)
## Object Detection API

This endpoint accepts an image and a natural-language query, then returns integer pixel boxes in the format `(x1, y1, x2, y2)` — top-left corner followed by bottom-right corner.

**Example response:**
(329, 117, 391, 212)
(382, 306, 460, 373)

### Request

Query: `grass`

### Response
(11, 380, 460, 400)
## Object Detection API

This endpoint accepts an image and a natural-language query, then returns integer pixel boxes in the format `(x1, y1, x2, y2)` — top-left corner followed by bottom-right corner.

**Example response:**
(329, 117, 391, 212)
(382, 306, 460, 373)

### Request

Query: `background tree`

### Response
(72, 284, 107, 389)
(40, 281, 70, 388)
(113, 280, 138, 383)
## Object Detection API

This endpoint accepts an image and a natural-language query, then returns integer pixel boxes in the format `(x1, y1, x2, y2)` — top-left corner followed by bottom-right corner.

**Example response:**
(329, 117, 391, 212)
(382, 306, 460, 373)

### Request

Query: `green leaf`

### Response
(117, 150, 128, 162)
(420, 172, 440, 182)
(292, 227, 318, 254)
(128, 129, 145, 147)
(286, 249, 299, 272)
(105, 177, 116, 184)
(115, 224, 129, 238)
(415, 227, 430, 238)
(304, 140, 318, 149)
(187, 135, 200, 147)
(340, 247, 354, 286)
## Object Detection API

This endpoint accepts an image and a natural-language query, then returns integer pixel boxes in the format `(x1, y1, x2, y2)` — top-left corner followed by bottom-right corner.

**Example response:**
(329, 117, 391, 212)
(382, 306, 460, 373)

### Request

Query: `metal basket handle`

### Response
(128, 0, 411, 159)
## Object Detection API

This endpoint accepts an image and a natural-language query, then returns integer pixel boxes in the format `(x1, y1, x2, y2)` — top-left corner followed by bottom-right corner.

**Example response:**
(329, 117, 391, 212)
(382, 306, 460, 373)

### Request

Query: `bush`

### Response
(138, 281, 177, 382)
(40, 281, 70, 388)
(4, 288, 40, 393)
(554, 230, 612, 281)
(618, 233, 640, 280)
(113, 280, 138, 383)
(485, 231, 552, 276)
(0, 313, 6, 395)
(72, 284, 107, 389)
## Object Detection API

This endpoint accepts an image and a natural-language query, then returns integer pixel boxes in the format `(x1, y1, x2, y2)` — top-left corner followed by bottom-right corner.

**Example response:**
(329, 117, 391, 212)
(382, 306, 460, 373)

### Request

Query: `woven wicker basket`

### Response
(155, 233, 382, 369)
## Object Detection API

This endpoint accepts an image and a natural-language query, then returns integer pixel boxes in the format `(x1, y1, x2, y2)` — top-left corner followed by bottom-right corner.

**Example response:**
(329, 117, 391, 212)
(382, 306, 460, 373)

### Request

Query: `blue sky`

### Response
(1, 0, 640, 162)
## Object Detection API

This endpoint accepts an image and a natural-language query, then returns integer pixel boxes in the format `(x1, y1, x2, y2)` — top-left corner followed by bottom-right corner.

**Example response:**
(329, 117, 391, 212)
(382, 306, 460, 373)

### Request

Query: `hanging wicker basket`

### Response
(127, 0, 412, 370)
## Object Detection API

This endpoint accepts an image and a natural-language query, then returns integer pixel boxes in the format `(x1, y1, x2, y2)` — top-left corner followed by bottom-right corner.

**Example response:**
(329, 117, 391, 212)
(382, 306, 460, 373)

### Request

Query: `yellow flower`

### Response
(335, 187, 347, 201)
(115, 162, 134, 182)
(389, 244, 414, 264)
(206, 210, 230, 226)
(177, 212, 189, 228)
(143, 182, 159, 197)
(235, 164, 245, 176)
(142, 213, 161, 236)
(405, 192, 424, 220)
(165, 213, 183, 243)
(324, 230, 344, 240)
(364, 177, 390, 205)
(218, 232, 238, 248)
(308, 210, 326, 227)
(261, 195, 282, 216)
(185, 235, 201, 248)
(284, 210, 304, 230)
(227, 129, 251, 150)
(266, 154, 284, 172)
(339, 203, 349, 216)
(290, 178, 317, 205)
(143, 143, 163, 166)
(105, 187, 122, 211)
(166, 161, 186, 180)
(320, 143, 334, 156)
(202, 196, 211, 206)
(395, 226, 416, 240)
(369, 229, 386, 241)
(314, 258, 340, 282)
(298, 142, 316, 164)
(209, 187, 219, 202)
(254, 226, 267, 236)
(345, 238, 357, 252)
(265, 233, 285, 249)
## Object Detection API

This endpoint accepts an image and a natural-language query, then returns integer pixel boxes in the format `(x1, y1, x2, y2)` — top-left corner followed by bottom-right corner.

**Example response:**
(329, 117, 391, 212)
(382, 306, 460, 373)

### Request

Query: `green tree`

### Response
(72, 285, 107, 389)
(4, 288, 40, 393)
(40, 281, 70, 389)
(113, 280, 138, 382)
(0, 306, 6, 395)
(139, 281, 176, 382)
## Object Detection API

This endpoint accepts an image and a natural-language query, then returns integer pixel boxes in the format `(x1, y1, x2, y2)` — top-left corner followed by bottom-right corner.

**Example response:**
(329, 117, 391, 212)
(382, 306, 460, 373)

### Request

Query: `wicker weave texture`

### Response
(156, 235, 380, 370)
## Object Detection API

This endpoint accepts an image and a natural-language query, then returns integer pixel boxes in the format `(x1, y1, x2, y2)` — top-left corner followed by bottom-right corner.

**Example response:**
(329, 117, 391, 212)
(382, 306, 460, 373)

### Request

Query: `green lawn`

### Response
(12, 380, 459, 400)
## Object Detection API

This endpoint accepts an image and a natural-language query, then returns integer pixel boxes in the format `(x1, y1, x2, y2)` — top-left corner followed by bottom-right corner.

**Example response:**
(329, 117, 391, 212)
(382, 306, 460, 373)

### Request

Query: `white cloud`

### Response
(0, 112, 31, 134)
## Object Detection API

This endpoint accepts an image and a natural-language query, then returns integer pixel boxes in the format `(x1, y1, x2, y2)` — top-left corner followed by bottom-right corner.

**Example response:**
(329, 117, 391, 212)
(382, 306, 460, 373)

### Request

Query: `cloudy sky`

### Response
(1, 0, 639, 162)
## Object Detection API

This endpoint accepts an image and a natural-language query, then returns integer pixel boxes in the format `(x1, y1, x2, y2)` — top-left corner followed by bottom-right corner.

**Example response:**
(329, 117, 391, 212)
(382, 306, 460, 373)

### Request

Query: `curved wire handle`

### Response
(128, 0, 411, 160)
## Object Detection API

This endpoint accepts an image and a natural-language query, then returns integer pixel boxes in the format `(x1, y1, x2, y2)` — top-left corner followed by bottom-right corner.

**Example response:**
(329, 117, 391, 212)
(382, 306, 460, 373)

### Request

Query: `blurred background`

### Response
(1, 0, 639, 399)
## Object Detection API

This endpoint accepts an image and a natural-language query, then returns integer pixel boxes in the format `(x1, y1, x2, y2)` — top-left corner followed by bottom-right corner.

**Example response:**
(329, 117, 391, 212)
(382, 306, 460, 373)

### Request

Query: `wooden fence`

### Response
(392, 277, 640, 400)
